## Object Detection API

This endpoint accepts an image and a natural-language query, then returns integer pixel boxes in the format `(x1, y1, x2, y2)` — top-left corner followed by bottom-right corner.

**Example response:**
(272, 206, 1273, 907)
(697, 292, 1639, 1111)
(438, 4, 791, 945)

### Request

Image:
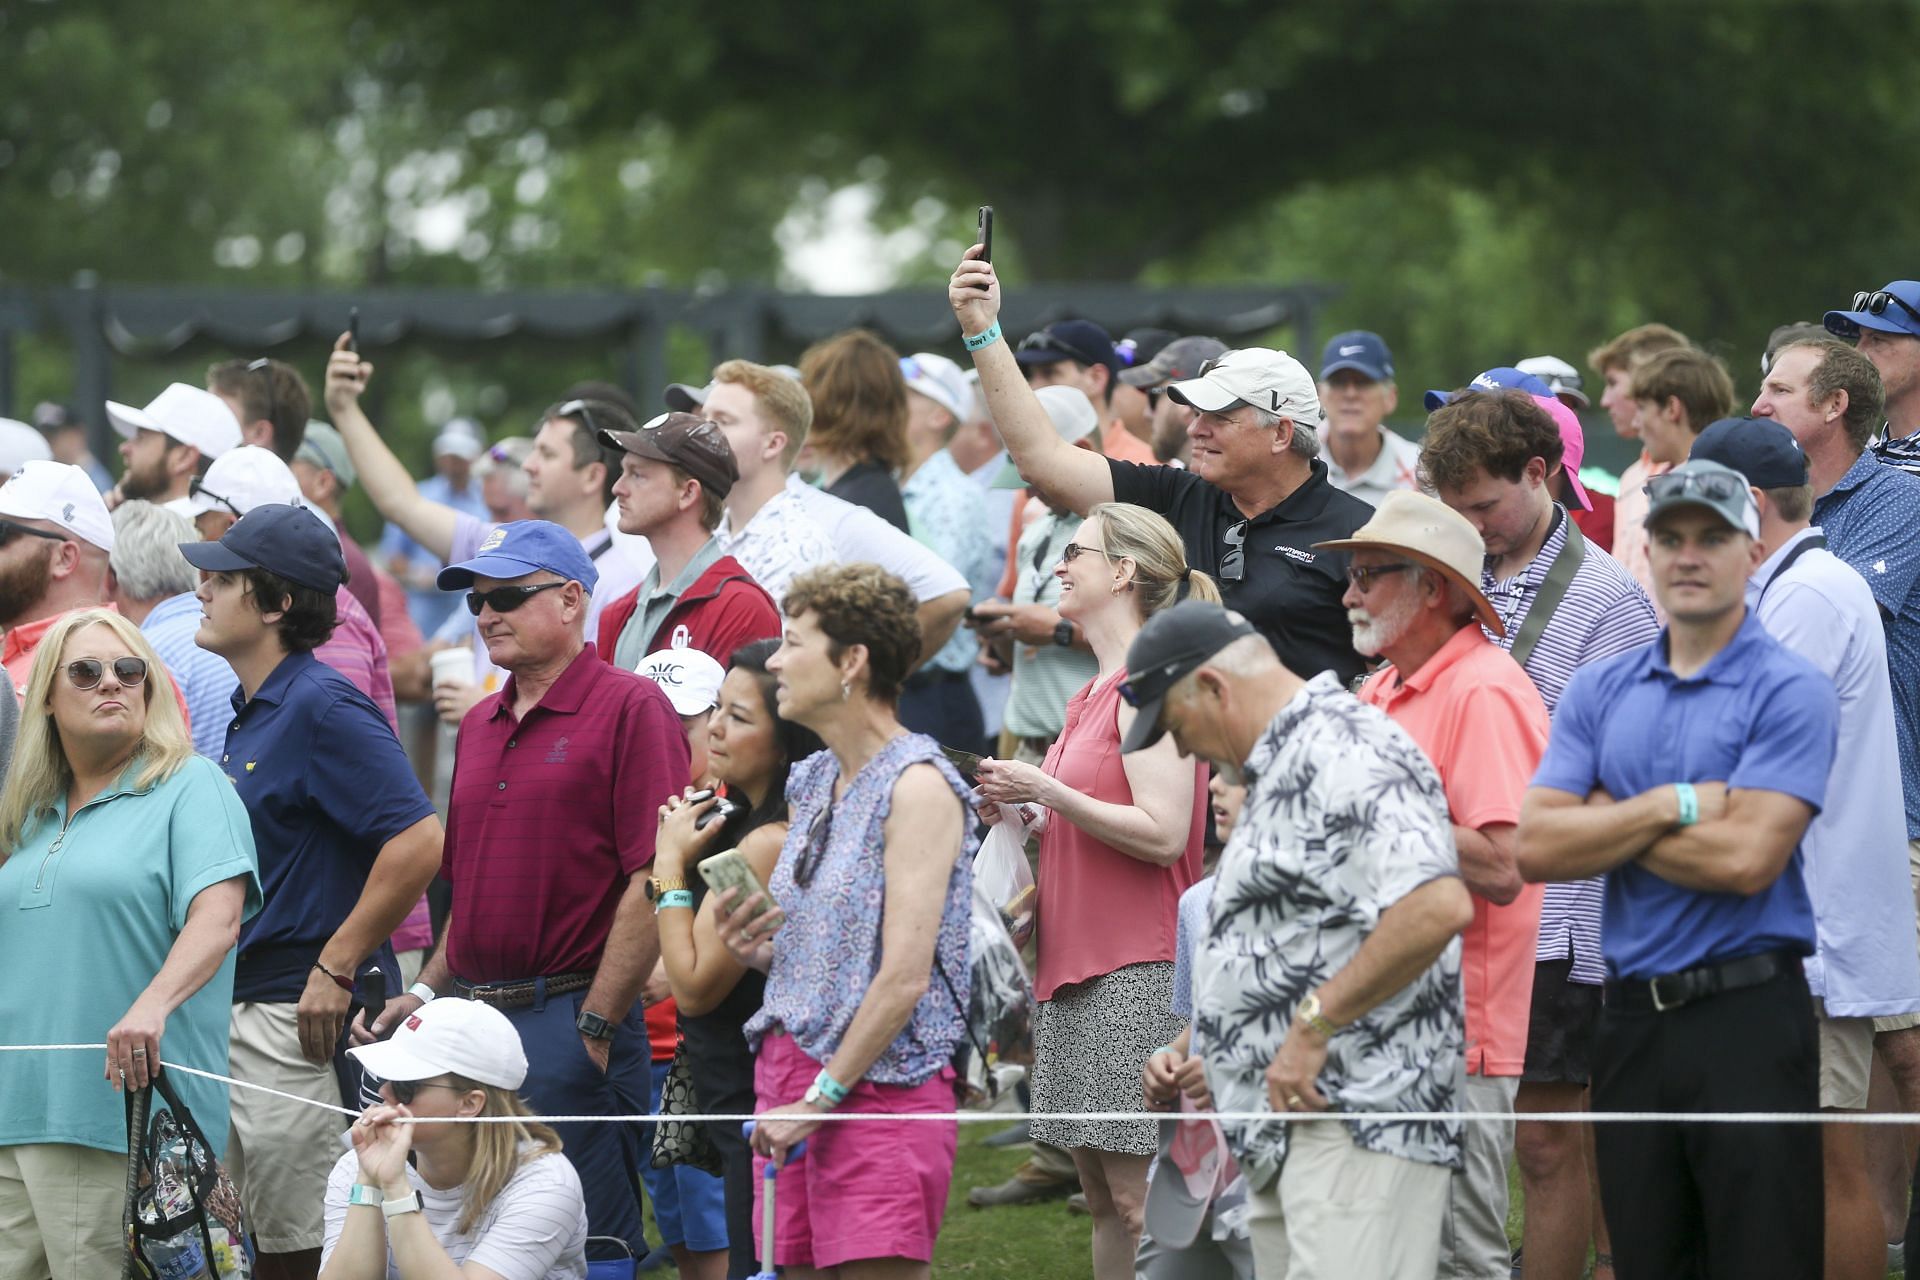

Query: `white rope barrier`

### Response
(8, 1043, 1910, 1126)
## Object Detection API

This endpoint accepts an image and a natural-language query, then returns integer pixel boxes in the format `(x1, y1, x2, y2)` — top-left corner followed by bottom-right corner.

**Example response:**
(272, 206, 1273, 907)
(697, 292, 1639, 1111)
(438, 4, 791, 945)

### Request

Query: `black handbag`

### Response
(649, 1042, 725, 1175)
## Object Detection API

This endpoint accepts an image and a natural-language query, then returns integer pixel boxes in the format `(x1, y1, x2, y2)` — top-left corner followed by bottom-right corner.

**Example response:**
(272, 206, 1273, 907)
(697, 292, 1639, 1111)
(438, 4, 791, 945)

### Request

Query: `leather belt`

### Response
(457, 970, 594, 1009)
(1604, 950, 1797, 1014)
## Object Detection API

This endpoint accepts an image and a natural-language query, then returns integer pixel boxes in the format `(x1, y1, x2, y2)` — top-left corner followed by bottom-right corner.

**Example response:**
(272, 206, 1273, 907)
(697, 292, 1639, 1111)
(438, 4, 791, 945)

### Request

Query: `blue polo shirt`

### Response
(224, 650, 437, 1003)
(1813, 451, 1920, 837)
(1532, 611, 1836, 980)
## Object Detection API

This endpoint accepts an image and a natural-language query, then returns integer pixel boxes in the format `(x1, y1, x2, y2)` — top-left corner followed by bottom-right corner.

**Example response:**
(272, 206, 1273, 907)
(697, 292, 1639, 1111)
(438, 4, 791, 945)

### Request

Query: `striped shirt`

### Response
(1481, 506, 1661, 985)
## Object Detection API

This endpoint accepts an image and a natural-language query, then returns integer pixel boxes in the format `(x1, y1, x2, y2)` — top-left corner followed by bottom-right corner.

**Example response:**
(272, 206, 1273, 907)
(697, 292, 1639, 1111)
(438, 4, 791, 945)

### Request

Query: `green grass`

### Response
(933, 1126, 1094, 1278)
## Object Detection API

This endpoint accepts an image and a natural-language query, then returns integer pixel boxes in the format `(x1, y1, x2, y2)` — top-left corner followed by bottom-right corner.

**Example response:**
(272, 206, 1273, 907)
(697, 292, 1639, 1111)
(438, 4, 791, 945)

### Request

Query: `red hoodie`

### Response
(596, 553, 781, 668)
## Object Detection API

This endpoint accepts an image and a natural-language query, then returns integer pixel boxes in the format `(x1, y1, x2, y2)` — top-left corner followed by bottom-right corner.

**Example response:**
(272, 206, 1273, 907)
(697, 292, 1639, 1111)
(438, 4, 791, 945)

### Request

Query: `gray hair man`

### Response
(109, 499, 239, 760)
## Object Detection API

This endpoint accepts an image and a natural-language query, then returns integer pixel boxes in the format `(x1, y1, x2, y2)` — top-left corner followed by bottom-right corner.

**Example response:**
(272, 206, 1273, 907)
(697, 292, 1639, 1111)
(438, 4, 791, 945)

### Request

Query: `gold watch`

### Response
(645, 875, 688, 903)
(1296, 992, 1339, 1038)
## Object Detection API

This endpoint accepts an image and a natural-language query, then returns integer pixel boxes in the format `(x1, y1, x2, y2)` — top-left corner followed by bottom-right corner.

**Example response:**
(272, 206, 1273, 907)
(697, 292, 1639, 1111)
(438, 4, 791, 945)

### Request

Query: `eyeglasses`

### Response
(0, 520, 68, 549)
(1059, 541, 1111, 565)
(1852, 290, 1920, 328)
(795, 804, 832, 889)
(66, 657, 148, 691)
(384, 1079, 467, 1106)
(1344, 563, 1417, 592)
(1646, 470, 1750, 505)
(246, 358, 278, 432)
(1219, 521, 1247, 583)
(465, 581, 566, 616)
(189, 476, 241, 517)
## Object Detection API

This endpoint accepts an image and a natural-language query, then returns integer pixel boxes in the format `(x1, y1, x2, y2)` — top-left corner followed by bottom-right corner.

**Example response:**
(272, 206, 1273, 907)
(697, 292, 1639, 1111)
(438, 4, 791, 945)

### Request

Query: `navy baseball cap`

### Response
(436, 519, 599, 593)
(1320, 331, 1395, 382)
(1423, 367, 1554, 413)
(178, 503, 346, 595)
(1825, 280, 1920, 340)
(1688, 416, 1809, 490)
(1015, 320, 1119, 377)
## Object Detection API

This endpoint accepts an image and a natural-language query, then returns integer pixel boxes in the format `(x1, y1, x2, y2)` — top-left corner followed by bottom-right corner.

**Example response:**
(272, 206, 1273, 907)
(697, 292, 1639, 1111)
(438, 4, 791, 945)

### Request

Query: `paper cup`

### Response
(429, 647, 474, 690)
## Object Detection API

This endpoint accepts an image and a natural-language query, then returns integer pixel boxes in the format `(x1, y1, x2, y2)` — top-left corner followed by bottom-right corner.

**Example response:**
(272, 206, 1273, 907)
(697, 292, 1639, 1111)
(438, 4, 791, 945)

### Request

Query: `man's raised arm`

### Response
(322, 332, 460, 561)
(949, 247, 1115, 516)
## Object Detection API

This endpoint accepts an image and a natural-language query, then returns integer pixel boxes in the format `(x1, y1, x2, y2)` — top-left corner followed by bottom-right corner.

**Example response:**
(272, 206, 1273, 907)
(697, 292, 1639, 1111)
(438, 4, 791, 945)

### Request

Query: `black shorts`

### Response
(1520, 954, 1603, 1085)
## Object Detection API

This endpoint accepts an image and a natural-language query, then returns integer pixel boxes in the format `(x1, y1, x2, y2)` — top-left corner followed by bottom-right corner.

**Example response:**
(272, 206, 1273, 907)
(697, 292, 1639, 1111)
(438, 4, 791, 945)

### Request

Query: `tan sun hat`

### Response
(1313, 490, 1503, 637)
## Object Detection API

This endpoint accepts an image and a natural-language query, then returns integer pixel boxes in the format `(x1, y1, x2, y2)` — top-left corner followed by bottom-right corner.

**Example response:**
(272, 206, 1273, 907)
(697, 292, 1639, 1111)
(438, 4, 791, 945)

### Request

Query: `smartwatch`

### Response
(577, 1009, 613, 1040)
(381, 1189, 423, 1219)
(645, 875, 688, 903)
(1052, 619, 1075, 648)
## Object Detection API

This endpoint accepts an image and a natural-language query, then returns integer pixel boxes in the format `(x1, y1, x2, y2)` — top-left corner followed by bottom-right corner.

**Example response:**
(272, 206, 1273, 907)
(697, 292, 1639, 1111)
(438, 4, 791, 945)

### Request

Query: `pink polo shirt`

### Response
(1358, 624, 1550, 1076)
(1035, 668, 1206, 1000)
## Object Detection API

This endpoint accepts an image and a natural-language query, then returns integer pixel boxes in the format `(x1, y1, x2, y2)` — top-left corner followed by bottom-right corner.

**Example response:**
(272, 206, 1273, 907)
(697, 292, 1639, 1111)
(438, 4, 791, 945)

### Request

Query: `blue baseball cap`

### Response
(1320, 331, 1395, 382)
(1688, 416, 1809, 490)
(1423, 367, 1554, 413)
(178, 503, 346, 595)
(1825, 280, 1920, 340)
(436, 520, 599, 593)
(1014, 319, 1119, 377)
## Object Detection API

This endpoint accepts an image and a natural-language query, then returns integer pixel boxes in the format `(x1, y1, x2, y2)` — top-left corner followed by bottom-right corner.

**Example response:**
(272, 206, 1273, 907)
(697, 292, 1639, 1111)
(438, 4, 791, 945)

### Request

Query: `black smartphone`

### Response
(942, 745, 986, 781)
(347, 305, 360, 354)
(976, 205, 993, 265)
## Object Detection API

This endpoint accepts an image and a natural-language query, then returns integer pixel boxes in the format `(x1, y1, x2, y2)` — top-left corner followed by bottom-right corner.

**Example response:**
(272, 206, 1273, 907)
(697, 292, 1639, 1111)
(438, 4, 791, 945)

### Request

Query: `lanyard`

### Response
(1756, 533, 1827, 602)
(1506, 512, 1587, 671)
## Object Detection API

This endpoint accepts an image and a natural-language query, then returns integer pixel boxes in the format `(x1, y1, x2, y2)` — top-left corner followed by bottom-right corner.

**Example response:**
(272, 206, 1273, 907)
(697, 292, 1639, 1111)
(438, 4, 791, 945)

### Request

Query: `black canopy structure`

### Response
(0, 277, 1336, 454)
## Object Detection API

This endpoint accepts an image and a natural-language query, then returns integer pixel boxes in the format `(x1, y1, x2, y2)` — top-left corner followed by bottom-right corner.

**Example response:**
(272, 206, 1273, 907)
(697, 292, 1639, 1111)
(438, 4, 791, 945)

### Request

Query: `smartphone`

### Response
(942, 746, 986, 781)
(347, 305, 360, 354)
(698, 849, 779, 920)
(976, 205, 993, 265)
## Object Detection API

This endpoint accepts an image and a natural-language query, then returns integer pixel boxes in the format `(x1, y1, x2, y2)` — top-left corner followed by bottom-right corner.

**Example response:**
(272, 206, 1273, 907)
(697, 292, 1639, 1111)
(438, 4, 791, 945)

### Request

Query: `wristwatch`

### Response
(577, 1009, 614, 1040)
(802, 1081, 839, 1111)
(381, 1189, 422, 1219)
(1052, 619, 1075, 648)
(645, 875, 688, 903)
(1295, 992, 1339, 1039)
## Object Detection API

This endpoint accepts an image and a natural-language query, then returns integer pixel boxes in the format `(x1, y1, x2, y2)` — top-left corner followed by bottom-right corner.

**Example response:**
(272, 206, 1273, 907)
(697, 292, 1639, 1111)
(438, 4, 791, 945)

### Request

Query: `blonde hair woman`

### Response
(0, 610, 260, 1280)
(322, 998, 588, 1278)
(972, 503, 1220, 1280)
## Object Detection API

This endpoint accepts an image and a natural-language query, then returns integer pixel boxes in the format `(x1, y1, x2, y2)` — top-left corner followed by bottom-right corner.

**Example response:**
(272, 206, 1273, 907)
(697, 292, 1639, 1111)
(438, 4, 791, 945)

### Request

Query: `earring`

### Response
(841, 680, 852, 702)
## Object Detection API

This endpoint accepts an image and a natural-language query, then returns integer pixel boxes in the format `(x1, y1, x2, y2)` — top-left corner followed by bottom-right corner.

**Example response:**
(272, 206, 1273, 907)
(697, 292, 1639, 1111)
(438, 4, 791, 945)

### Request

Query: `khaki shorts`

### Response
(0, 1142, 124, 1280)
(1815, 998, 1874, 1110)
(1247, 1121, 1450, 1280)
(227, 1001, 352, 1253)
(1874, 845, 1920, 1034)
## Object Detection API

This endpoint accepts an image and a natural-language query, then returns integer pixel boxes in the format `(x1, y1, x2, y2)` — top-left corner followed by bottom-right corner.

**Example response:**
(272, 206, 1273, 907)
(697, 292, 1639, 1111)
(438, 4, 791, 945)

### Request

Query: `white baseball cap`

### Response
(347, 997, 529, 1091)
(992, 386, 1098, 488)
(0, 419, 53, 478)
(1165, 347, 1324, 425)
(637, 646, 727, 716)
(431, 427, 485, 461)
(0, 460, 115, 551)
(186, 445, 303, 517)
(901, 352, 971, 424)
(105, 383, 243, 459)
(1515, 355, 1591, 408)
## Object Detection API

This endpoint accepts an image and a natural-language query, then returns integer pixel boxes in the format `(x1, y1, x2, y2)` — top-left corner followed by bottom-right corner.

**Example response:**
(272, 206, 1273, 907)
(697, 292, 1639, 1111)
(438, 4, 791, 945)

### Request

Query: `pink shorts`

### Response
(752, 1032, 958, 1269)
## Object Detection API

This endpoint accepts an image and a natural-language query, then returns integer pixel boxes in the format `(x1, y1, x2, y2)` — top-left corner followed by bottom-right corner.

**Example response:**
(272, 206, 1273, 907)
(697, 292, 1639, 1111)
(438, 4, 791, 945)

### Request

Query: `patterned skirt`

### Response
(1030, 961, 1183, 1155)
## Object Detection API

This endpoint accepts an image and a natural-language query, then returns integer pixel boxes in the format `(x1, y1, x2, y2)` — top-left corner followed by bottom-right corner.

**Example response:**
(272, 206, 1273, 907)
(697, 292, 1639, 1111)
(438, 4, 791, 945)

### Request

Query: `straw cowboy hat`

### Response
(1313, 490, 1504, 638)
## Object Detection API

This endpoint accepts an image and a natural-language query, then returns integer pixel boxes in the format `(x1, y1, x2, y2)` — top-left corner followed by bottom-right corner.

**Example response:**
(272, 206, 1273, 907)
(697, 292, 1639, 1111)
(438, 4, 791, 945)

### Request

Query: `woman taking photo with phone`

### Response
(652, 637, 823, 1280)
(714, 564, 975, 1280)
(321, 997, 588, 1278)
(972, 502, 1214, 1280)
(0, 610, 259, 1279)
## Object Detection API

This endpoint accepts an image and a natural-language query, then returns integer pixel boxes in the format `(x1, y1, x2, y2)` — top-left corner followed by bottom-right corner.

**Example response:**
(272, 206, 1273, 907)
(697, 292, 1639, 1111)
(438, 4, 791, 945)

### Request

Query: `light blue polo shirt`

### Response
(0, 755, 260, 1156)
(1533, 611, 1837, 980)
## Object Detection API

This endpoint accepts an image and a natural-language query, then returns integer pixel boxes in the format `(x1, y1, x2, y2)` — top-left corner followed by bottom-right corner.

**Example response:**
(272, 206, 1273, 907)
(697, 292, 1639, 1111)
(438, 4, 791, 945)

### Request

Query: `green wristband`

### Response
(655, 889, 694, 911)
(348, 1183, 382, 1208)
(963, 320, 1003, 352)
(1674, 782, 1699, 827)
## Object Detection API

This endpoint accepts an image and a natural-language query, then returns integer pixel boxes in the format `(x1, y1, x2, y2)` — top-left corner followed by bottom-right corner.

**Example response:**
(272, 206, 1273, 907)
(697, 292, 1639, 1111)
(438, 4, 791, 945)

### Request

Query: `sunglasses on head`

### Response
(1646, 470, 1749, 505)
(0, 520, 68, 549)
(189, 476, 241, 517)
(1852, 290, 1920, 327)
(67, 657, 148, 691)
(554, 398, 601, 437)
(465, 581, 566, 616)
(247, 357, 278, 431)
(1017, 331, 1099, 364)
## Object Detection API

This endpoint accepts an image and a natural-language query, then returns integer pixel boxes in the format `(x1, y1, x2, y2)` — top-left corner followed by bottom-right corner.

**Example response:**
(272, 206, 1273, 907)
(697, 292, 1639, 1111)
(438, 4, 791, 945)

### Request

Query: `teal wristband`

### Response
(1674, 782, 1699, 827)
(813, 1068, 851, 1106)
(348, 1184, 382, 1208)
(963, 320, 1003, 353)
(655, 889, 694, 911)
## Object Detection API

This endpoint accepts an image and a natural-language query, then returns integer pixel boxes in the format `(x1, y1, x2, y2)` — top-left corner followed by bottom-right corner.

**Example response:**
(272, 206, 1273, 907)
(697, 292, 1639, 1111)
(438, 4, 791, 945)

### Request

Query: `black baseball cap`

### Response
(1015, 320, 1119, 378)
(1688, 416, 1809, 489)
(178, 503, 346, 595)
(1119, 602, 1258, 754)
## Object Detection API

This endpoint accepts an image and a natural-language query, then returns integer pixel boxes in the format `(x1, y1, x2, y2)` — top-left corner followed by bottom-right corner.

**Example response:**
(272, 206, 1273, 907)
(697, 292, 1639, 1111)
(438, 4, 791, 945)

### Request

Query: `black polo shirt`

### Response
(1109, 458, 1372, 685)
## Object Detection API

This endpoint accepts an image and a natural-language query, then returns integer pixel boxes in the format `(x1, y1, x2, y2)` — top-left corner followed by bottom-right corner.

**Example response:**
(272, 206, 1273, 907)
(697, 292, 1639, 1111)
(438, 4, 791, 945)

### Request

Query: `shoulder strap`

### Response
(1756, 533, 1827, 603)
(1506, 515, 1587, 670)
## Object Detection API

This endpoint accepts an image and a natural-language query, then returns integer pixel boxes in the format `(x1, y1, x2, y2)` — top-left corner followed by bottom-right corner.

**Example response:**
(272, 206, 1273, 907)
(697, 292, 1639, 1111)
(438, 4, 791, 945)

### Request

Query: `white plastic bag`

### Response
(973, 801, 1038, 948)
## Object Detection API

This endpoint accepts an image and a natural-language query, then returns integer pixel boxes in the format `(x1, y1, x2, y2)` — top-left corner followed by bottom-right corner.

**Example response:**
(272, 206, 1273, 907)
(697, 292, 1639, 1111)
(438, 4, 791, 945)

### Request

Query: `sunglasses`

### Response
(465, 581, 566, 616)
(1646, 470, 1750, 505)
(1016, 330, 1101, 365)
(67, 657, 148, 691)
(1345, 563, 1417, 592)
(189, 476, 241, 517)
(1219, 520, 1247, 583)
(1852, 290, 1920, 328)
(1059, 541, 1110, 565)
(0, 520, 68, 549)
(384, 1078, 466, 1106)
(247, 358, 278, 431)
(795, 804, 832, 889)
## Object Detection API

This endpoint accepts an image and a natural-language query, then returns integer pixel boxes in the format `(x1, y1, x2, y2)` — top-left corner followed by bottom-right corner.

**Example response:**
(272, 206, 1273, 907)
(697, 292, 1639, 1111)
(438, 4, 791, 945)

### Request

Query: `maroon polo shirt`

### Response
(442, 643, 688, 983)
